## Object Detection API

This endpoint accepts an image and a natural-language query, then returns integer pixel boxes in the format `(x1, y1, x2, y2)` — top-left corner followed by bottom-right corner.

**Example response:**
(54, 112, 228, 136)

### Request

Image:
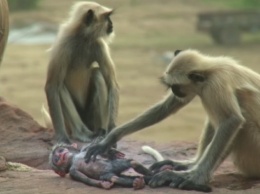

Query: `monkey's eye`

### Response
(53, 156, 60, 164)
(188, 72, 205, 82)
(57, 148, 64, 153)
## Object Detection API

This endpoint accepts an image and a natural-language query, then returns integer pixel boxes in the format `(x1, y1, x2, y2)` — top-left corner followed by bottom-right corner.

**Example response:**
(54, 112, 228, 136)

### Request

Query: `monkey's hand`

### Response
(149, 170, 212, 192)
(100, 181, 114, 189)
(133, 177, 145, 190)
(85, 142, 110, 162)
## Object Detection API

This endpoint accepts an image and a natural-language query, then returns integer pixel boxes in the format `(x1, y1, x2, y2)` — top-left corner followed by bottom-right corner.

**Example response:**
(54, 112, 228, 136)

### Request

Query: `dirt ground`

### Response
(0, 98, 260, 194)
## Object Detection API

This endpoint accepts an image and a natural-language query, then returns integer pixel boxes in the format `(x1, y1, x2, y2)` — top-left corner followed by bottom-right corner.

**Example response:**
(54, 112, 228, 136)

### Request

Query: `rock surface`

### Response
(0, 97, 53, 169)
(0, 97, 260, 194)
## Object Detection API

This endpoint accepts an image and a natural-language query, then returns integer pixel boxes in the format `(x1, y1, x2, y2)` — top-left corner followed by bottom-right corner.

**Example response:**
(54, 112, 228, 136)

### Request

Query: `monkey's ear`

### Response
(188, 72, 205, 82)
(84, 9, 94, 25)
(174, 50, 182, 56)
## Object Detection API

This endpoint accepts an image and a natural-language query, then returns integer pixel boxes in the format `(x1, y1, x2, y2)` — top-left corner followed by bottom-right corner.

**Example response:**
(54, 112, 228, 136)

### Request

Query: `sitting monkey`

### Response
(49, 143, 153, 190)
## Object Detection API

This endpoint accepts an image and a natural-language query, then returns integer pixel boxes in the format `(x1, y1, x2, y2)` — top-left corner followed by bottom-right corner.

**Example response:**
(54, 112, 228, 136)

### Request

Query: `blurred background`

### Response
(1, 0, 260, 143)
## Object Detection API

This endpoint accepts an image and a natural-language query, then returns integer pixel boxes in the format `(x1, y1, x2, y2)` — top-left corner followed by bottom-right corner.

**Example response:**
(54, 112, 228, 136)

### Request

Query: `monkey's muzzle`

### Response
(171, 85, 187, 98)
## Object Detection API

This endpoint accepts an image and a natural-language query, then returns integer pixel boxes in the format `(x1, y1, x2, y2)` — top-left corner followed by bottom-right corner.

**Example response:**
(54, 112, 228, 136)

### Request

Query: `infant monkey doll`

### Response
(49, 143, 152, 190)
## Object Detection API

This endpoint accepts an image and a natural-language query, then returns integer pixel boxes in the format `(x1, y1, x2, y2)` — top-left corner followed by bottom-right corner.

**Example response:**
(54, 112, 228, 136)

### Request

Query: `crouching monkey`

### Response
(45, 1, 119, 143)
(85, 49, 260, 192)
(49, 143, 153, 190)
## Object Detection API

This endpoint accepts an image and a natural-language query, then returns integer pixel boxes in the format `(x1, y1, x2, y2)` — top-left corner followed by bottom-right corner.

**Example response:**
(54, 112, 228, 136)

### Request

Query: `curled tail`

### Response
(41, 104, 53, 128)
(141, 145, 164, 162)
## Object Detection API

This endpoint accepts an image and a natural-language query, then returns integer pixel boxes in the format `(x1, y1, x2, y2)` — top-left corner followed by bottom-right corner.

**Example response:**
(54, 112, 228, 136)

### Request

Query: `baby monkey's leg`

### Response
(130, 160, 152, 175)
(101, 173, 145, 190)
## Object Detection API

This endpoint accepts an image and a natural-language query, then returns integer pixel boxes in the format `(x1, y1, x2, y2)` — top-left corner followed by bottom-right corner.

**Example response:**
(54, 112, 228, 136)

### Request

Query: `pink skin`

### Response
(100, 181, 114, 189)
(53, 144, 76, 177)
(160, 165, 174, 172)
(133, 177, 145, 190)
(55, 148, 70, 166)
(55, 143, 76, 166)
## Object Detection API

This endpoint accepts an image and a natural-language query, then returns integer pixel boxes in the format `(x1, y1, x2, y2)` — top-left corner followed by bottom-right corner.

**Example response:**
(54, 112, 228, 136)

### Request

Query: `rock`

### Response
(0, 97, 53, 169)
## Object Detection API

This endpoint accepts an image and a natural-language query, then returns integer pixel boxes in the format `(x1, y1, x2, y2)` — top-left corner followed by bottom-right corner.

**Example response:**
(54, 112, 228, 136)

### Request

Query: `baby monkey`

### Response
(49, 143, 152, 190)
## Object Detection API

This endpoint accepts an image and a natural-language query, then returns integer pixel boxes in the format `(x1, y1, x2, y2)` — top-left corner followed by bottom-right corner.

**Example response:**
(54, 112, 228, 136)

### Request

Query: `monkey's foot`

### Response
(100, 181, 114, 189)
(133, 177, 145, 190)
(149, 170, 212, 192)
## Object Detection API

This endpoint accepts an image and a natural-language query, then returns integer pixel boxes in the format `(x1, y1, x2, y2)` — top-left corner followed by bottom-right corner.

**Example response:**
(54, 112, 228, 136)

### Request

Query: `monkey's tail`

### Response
(141, 145, 164, 162)
(41, 104, 53, 128)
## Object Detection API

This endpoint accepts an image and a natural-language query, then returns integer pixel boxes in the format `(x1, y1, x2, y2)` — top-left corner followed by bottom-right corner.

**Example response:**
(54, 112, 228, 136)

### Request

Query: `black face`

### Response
(106, 16, 113, 34)
(171, 84, 187, 98)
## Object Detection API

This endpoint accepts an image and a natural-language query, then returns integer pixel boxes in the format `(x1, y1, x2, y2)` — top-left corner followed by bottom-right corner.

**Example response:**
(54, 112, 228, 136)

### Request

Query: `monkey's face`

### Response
(51, 147, 73, 177)
(106, 14, 113, 34)
(161, 49, 206, 98)
(53, 147, 71, 165)
(73, 2, 114, 38)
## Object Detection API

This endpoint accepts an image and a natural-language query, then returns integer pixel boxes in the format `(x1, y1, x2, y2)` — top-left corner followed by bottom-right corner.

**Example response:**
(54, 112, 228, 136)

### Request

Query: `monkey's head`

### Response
(49, 143, 79, 177)
(161, 49, 208, 98)
(67, 1, 114, 40)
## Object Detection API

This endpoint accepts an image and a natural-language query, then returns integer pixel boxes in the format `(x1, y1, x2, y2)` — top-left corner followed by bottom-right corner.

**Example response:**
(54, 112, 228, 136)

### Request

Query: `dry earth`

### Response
(1, 98, 260, 194)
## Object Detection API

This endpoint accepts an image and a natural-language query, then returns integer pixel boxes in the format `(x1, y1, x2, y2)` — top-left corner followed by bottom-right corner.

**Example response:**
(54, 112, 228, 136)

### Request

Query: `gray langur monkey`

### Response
(85, 49, 260, 192)
(45, 1, 119, 143)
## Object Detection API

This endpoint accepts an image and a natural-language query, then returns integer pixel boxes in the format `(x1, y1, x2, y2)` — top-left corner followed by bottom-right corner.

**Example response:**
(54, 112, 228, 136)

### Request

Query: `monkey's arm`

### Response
(150, 119, 215, 172)
(45, 59, 70, 143)
(149, 89, 245, 192)
(69, 168, 113, 189)
(85, 93, 194, 161)
(96, 39, 119, 132)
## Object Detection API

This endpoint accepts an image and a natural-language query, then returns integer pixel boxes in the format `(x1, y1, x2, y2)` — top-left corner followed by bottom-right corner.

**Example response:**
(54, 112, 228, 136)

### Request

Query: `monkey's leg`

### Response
(46, 86, 70, 143)
(129, 160, 153, 184)
(94, 43, 119, 133)
(130, 160, 152, 176)
(149, 115, 243, 192)
(107, 84, 119, 132)
(150, 120, 215, 172)
(84, 68, 109, 136)
(101, 173, 145, 189)
(60, 87, 94, 141)
(69, 168, 113, 189)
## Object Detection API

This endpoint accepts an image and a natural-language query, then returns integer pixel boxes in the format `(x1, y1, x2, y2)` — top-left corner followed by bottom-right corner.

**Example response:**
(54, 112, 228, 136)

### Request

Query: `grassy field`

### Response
(1, 0, 260, 143)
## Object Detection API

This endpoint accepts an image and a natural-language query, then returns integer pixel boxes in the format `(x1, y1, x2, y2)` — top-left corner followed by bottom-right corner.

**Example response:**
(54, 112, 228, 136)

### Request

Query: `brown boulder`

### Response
(0, 97, 53, 169)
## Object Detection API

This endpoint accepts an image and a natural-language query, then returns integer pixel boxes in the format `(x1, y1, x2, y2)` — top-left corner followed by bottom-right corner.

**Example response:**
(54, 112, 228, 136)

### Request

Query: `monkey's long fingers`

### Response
(85, 144, 106, 162)
(84, 147, 96, 163)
